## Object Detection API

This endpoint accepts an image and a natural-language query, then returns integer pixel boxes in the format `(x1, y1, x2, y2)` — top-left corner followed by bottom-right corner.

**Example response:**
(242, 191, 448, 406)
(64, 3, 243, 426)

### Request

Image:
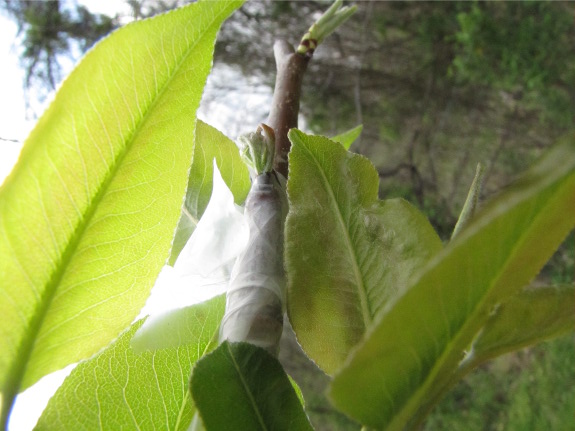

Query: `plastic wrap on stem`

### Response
(220, 173, 286, 356)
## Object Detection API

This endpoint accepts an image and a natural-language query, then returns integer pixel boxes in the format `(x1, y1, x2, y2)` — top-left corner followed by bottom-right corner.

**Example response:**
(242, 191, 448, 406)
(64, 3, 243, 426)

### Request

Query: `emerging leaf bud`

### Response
(237, 124, 276, 178)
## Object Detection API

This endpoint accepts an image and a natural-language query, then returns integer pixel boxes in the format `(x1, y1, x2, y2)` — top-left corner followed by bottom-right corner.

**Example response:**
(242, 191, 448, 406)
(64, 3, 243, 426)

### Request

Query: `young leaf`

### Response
(131, 294, 225, 353)
(170, 121, 250, 265)
(330, 134, 575, 430)
(451, 162, 485, 239)
(0, 0, 243, 422)
(331, 125, 363, 150)
(188, 121, 250, 217)
(469, 283, 575, 364)
(296, 0, 357, 55)
(288, 376, 306, 409)
(191, 341, 313, 431)
(285, 129, 442, 375)
(35, 319, 211, 431)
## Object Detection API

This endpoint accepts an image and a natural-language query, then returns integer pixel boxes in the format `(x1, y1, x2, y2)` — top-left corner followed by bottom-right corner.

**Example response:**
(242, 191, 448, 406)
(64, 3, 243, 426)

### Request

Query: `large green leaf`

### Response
(35, 318, 212, 431)
(470, 283, 575, 363)
(131, 294, 224, 353)
(170, 121, 250, 264)
(330, 135, 575, 430)
(191, 341, 314, 431)
(0, 0, 242, 422)
(285, 129, 442, 375)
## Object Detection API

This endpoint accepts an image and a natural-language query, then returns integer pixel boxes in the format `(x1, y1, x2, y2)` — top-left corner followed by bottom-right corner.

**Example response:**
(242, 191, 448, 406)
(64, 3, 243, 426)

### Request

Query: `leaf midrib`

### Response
(297, 136, 372, 328)
(4, 4, 231, 415)
(227, 343, 268, 431)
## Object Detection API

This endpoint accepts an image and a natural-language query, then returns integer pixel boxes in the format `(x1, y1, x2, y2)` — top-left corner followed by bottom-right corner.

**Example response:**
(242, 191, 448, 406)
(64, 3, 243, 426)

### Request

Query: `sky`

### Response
(0, 0, 134, 186)
(0, 1, 272, 429)
(0, 14, 31, 186)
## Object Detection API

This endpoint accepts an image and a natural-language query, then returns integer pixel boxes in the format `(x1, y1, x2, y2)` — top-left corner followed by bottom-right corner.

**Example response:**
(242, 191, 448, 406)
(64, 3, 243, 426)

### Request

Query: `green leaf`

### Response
(170, 121, 250, 264)
(330, 135, 575, 430)
(131, 294, 225, 353)
(331, 125, 363, 150)
(288, 376, 306, 408)
(451, 162, 485, 239)
(187, 120, 250, 218)
(470, 283, 575, 363)
(35, 319, 210, 431)
(285, 129, 442, 375)
(424, 283, 575, 425)
(191, 341, 313, 431)
(0, 0, 242, 422)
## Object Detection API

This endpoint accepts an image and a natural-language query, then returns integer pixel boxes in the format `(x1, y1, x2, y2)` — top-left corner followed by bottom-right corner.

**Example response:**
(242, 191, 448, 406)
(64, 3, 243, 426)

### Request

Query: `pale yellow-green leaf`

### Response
(36, 320, 205, 431)
(331, 125, 363, 150)
(0, 0, 242, 423)
(131, 294, 224, 353)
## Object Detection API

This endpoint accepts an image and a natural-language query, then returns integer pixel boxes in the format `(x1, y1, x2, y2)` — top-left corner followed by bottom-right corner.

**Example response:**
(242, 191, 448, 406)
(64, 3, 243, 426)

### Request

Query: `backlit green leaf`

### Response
(285, 129, 442, 375)
(170, 120, 250, 264)
(191, 341, 313, 431)
(131, 294, 225, 353)
(331, 125, 363, 150)
(35, 319, 210, 431)
(0, 0, 242, 423)
(330, 134, 575, 430)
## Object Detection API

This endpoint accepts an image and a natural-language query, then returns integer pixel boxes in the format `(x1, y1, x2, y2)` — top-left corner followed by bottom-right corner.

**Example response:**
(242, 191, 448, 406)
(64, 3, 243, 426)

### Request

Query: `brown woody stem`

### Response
(267, 40, 310, 178)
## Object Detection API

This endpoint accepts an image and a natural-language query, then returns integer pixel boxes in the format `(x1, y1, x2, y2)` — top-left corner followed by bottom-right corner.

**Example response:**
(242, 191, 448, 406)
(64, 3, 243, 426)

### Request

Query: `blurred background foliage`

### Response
(2, 1, 573, 430)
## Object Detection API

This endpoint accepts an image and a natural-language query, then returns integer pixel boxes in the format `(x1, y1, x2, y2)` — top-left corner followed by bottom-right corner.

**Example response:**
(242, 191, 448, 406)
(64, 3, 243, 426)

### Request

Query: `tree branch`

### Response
(265, 0, 356, 178)
(267, 41, 309, 178)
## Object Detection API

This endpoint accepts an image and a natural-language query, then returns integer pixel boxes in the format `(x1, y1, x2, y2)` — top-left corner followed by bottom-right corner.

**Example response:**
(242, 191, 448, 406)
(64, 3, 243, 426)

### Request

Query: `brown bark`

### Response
(266, 40, 310, 178)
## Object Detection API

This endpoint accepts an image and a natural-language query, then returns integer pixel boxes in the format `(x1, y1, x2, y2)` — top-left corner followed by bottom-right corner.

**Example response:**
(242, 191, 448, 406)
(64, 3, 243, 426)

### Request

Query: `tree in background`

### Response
(1, 0, 116, 99)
